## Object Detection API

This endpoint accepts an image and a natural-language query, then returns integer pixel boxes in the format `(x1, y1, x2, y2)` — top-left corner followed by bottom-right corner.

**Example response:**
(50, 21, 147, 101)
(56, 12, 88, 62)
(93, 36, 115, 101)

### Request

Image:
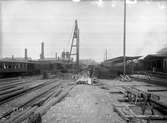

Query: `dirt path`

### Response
(42, 84, 124, 123)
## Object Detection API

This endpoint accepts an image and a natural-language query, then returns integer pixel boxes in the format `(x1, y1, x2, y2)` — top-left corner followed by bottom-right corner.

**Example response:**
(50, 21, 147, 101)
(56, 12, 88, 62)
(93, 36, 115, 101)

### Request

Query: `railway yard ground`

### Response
(0, 74, 167, 123)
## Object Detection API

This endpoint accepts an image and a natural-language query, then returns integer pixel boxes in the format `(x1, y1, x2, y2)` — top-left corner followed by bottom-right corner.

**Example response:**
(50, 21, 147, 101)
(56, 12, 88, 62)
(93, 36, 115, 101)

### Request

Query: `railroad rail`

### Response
(0, 77, 19, 82)
(0, 79, 74, 123)
(0, 80, 60, 120)
(0, 79, 58, 105)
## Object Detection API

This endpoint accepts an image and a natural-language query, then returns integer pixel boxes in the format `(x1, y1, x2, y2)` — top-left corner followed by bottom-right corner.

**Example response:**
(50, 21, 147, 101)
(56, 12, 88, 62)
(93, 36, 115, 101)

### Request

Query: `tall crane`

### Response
(69, 20, 80, 72)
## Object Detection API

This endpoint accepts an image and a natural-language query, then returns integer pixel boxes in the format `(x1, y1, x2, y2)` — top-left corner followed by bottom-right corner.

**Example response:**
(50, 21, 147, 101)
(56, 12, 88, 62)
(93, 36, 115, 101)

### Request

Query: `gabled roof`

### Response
(144, 54, 167, 61)
(104, 56, 141, 64)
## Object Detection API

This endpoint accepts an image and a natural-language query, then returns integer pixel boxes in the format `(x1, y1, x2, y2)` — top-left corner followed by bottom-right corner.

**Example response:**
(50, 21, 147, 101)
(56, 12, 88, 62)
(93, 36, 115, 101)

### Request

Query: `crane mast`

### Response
(69, 20, 80, 72)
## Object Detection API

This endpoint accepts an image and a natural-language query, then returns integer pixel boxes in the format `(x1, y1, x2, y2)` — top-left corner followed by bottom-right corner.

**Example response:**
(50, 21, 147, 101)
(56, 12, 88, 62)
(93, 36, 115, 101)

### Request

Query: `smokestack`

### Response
(25, 48, 28, 60)
(40, 42, 44, 59)
(55, 52, 57, 60)
(12, 55, 14, 60)
(62, 51, 65, 60)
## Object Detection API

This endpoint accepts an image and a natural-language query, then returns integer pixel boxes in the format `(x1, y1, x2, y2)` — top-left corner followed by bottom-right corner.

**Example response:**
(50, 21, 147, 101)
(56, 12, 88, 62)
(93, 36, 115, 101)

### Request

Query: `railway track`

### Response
(0, 79, 61, 120)
(0, 76, 56, 102)
(0, 79, 74, 123)
(0, 77, 40, 92)
(0, 79, 57, 105)
(0, 81, 26, 92)
(0, 78, 43, 91)
(0, 80, 20, 87)
(0, 77, 19, 83)
(0, 79, 21, 91)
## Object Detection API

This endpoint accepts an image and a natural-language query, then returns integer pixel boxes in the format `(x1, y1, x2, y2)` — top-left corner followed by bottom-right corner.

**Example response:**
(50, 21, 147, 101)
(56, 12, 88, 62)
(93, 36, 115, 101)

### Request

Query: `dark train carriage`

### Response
(0, 59, 76, 77)
(0, 60, 42, 76)
(34, 60, 73, 73)
(33, 60, 54, 73)
(27, 61, 40, 74)
(0, 60, 28, 76)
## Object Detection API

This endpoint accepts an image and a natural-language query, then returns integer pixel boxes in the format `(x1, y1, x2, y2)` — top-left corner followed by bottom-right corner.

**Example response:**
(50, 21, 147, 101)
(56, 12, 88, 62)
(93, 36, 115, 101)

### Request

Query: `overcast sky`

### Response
(1, 0, 167, 61)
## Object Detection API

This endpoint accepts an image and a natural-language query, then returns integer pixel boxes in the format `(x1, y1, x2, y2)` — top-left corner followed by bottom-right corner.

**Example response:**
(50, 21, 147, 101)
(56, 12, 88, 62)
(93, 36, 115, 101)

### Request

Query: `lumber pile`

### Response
(113, 104, 167, 123)
(121, 86, 160, 104)
(120, 86, 162, 115)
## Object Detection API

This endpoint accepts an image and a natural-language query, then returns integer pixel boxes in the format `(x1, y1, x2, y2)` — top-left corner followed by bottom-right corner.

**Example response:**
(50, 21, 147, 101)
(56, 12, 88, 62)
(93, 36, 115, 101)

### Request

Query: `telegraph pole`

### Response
(123, 0, 126, 75)
(0, 3, 2, 58)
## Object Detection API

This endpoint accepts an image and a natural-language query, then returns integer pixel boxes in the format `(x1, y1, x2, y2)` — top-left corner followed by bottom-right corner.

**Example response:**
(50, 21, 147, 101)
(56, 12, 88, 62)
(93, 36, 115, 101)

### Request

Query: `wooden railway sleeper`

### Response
(122, 86, 160, 115)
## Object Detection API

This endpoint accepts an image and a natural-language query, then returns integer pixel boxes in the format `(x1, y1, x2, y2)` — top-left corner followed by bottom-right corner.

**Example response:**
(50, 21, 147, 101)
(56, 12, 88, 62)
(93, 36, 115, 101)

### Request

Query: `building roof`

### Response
(144, 54, 167, 61)
(104, 56, 141, 64)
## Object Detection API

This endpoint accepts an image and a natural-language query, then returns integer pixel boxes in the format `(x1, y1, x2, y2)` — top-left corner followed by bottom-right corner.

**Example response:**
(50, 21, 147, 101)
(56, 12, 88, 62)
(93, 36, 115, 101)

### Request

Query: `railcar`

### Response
(0, 60, 40, 76)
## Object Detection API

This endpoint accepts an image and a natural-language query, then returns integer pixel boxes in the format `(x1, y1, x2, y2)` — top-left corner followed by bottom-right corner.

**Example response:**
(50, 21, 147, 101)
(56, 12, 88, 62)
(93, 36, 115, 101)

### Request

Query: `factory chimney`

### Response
(12, 55, 14, 60)
(25, 48, 28, 60)
(40, 42, 44, 59)
(55, 52, 57, 60)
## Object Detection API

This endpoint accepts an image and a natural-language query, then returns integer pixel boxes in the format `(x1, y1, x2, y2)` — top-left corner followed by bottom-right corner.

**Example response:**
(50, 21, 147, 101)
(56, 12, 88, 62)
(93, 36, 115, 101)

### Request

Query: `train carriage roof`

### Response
(0, 59, 37, 64)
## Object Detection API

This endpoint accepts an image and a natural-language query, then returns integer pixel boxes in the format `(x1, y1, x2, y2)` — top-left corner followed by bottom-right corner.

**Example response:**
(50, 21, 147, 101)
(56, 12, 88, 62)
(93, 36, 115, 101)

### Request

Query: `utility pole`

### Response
(123, 0, 126, 75)
(0, 3, 2, 58)
(69, 20, 80, 72)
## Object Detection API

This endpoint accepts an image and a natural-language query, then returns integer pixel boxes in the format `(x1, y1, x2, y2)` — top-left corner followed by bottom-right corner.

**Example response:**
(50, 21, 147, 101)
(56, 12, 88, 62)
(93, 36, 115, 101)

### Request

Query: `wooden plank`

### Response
(133, 115, 167, 120)
(113, 104, 167, 121)
(113, 106, 129, 121)
(122, 86, 160, 102)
